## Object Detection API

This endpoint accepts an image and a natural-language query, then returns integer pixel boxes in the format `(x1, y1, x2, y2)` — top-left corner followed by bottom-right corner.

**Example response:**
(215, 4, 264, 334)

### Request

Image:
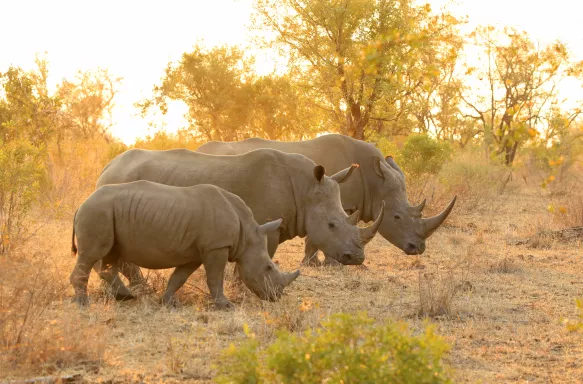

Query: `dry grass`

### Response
(1, 167, 583, 383)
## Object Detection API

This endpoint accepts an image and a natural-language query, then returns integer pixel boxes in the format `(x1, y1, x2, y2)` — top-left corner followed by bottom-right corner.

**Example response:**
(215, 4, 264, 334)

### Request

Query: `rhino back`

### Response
(97, 149, 313, 241)
(199, 135, 383, 221)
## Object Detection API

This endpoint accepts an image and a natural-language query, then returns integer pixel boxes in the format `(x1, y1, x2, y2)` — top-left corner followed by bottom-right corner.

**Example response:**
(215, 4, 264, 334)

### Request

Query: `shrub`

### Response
(565, 298, 583, 333)
(400, 134, 453, 178)
(0, 138, 45, 254)
(216, 313, 452, 384)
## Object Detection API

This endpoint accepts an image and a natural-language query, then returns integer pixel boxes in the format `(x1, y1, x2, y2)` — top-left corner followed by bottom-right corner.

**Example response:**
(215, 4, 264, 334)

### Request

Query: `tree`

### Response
(0, 59, 57, 253)
(140, 44, 318, 141)
(57, 68, 121, 141)
(139, 45, 255, 141)
(461, 26, 583, 166)
(253, 0, 461, 139)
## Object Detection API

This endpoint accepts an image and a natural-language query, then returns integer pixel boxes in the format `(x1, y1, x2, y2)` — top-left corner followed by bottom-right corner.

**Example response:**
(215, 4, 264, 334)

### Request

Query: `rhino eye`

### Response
(266, 264, 273, 271)
(394, 214, 401, 220)
(328, 222, 336, 229)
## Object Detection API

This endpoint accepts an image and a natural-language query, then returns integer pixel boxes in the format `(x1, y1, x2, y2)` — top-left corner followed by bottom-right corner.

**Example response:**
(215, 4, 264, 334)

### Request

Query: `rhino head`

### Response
(371, 156, 456, 255)
(238, 218, 300, 301)
(304, 164, 384, 265)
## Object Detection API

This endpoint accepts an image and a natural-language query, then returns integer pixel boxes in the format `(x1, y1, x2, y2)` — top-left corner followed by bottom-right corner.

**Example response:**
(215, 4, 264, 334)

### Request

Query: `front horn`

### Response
(283, 270, 300, 287)
(421, 196, 457, 238)
(360, 201, 385, 244)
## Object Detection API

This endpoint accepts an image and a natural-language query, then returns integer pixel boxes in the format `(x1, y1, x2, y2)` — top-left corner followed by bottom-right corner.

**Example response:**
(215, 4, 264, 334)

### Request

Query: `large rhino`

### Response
(70, 182, 300, 309)
(95, 148, 384, 289)
(197, 134, 456, 264)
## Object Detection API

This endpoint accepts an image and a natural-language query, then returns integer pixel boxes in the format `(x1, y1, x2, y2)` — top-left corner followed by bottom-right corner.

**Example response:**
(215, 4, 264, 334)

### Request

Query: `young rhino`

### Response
(70, 181, 300, 309)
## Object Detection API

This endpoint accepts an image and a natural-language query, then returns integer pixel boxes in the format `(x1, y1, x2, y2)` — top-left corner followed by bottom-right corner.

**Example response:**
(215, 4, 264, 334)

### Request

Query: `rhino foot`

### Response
(213, 299, 235, 311)
(72, 295, 89, 307)
(114, 292, 136, 301)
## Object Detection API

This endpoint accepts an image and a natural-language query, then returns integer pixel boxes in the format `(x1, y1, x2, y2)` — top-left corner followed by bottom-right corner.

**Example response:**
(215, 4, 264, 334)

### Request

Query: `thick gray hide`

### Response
(197, 134, 456, 258)
(70, 182, 299, 308)
(94, 148, 383, 288)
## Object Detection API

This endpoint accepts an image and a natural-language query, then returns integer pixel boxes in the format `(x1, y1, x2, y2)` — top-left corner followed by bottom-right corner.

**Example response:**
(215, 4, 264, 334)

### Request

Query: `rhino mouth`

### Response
(404, 242, 425, 255)
(336, 252, 365, 265)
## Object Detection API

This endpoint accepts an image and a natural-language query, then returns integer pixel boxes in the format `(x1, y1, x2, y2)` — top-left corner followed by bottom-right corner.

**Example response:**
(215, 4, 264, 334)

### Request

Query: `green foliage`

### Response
(139, 45, 316, 142)
(216, 313, 452, 384)
(0, 138, 45, 254)
(253, 0, 462, 139)
(565, 299, 583, 333)
(133, 129, 201, 151)
(369, 134, 401, 159)
(400, 134, 452, 178)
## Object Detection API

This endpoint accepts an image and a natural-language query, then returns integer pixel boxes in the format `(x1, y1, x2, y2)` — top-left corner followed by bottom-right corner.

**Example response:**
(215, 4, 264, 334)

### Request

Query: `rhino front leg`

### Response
(301, 237, 322, 267)
(161, 261, 202, 305)
(203, 248, 234, 310)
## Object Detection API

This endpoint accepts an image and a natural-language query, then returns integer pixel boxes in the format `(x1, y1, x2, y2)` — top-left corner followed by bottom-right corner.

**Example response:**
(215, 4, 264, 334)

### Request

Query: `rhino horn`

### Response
(421, 196, 457, 238)
(411, 199, 426, 214)
(360, 201, 385, 244)
(345, 210, 361, 225)
(329, 164, 359, 184)
(283, 270, 300, 286)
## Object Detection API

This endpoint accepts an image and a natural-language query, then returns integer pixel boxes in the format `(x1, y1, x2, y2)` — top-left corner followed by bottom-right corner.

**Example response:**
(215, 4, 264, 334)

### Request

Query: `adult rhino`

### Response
(95, 148, 384, 290)
(70, 182, 299, 309)
(197, 134, 456, 264)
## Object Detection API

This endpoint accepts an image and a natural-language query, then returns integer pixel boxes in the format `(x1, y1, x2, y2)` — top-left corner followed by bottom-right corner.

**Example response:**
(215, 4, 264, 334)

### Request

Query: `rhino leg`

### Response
(203, 248, 234, 311)
(119, 262, 145, 288)
(301, 237, 322, 267)
(70, 258, 94, 306)
(99, 252, 135, 301)
(161, 261, 202, 305)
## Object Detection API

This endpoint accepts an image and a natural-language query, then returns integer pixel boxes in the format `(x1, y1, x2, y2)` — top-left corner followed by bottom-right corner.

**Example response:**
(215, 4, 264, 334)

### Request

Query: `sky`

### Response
(1, 0, 582, 144)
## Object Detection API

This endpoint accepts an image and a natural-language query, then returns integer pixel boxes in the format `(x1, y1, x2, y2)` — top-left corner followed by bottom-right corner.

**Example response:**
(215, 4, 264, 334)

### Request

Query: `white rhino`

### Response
(70, 182, 300, 309)
(197, 134, 456, 265)
(95, 148, 384, 291)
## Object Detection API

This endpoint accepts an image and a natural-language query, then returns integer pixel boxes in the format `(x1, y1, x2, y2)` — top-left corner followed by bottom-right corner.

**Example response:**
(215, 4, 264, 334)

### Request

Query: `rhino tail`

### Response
(71, 209, 78, 255)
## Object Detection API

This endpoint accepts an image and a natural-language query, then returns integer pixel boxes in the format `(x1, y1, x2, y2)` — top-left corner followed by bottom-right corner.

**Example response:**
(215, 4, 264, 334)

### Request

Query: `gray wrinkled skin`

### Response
(197, 134, 456, 264)
(70, 182, 300, 309)
(94, 148, 383, 291)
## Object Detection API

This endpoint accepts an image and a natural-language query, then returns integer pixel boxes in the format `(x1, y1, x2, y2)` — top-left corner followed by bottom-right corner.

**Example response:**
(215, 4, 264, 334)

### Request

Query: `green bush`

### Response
(216, 313, 452, 384)
(0, 138, 46, 254)
(400, 134, 453, 178)
(566, 299, 583, 333)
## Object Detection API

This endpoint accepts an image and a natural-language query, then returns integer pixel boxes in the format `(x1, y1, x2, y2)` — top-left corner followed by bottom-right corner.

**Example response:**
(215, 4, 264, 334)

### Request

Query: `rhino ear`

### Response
(313, 165, 326, 182)
(372, 156, 398, 183)
(329, 164, 359, 184)
(258, 218, 283, 236)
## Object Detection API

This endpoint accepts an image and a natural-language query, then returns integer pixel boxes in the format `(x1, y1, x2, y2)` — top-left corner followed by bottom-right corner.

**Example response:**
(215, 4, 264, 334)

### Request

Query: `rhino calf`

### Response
(70, 181, 300, 309)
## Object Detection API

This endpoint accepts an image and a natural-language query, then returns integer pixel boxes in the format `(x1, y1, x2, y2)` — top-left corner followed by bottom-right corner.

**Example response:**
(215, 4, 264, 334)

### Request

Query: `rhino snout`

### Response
(404, 242, 426, 255)
(338, 251, 365, 265)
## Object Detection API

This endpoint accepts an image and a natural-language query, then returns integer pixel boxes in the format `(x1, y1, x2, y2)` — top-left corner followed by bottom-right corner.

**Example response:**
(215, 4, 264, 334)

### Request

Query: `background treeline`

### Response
(2, 0, 583, 255)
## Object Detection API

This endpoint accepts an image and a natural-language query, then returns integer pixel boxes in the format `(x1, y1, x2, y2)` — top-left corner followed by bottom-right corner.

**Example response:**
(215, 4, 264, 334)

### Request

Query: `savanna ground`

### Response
(1, 154, 582, 384)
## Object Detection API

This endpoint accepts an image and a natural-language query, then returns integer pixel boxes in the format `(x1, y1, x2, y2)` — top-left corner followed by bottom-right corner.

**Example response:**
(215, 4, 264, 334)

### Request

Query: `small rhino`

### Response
(69, 181, 300, 309)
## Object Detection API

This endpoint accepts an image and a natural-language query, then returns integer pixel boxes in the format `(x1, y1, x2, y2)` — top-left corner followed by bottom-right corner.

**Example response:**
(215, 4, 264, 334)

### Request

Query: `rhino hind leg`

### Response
(301, 237, 322, 267)
(161, 261, 202, 305)
(70, 258, 94, 306)
(99, 252, 135, 301)
(119, 261, 146, 288)
(203, 248, 234, 311)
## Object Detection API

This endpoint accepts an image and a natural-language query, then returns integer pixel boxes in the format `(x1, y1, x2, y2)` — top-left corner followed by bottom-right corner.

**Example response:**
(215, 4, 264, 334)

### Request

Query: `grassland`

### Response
(1, 175, 582, 383)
